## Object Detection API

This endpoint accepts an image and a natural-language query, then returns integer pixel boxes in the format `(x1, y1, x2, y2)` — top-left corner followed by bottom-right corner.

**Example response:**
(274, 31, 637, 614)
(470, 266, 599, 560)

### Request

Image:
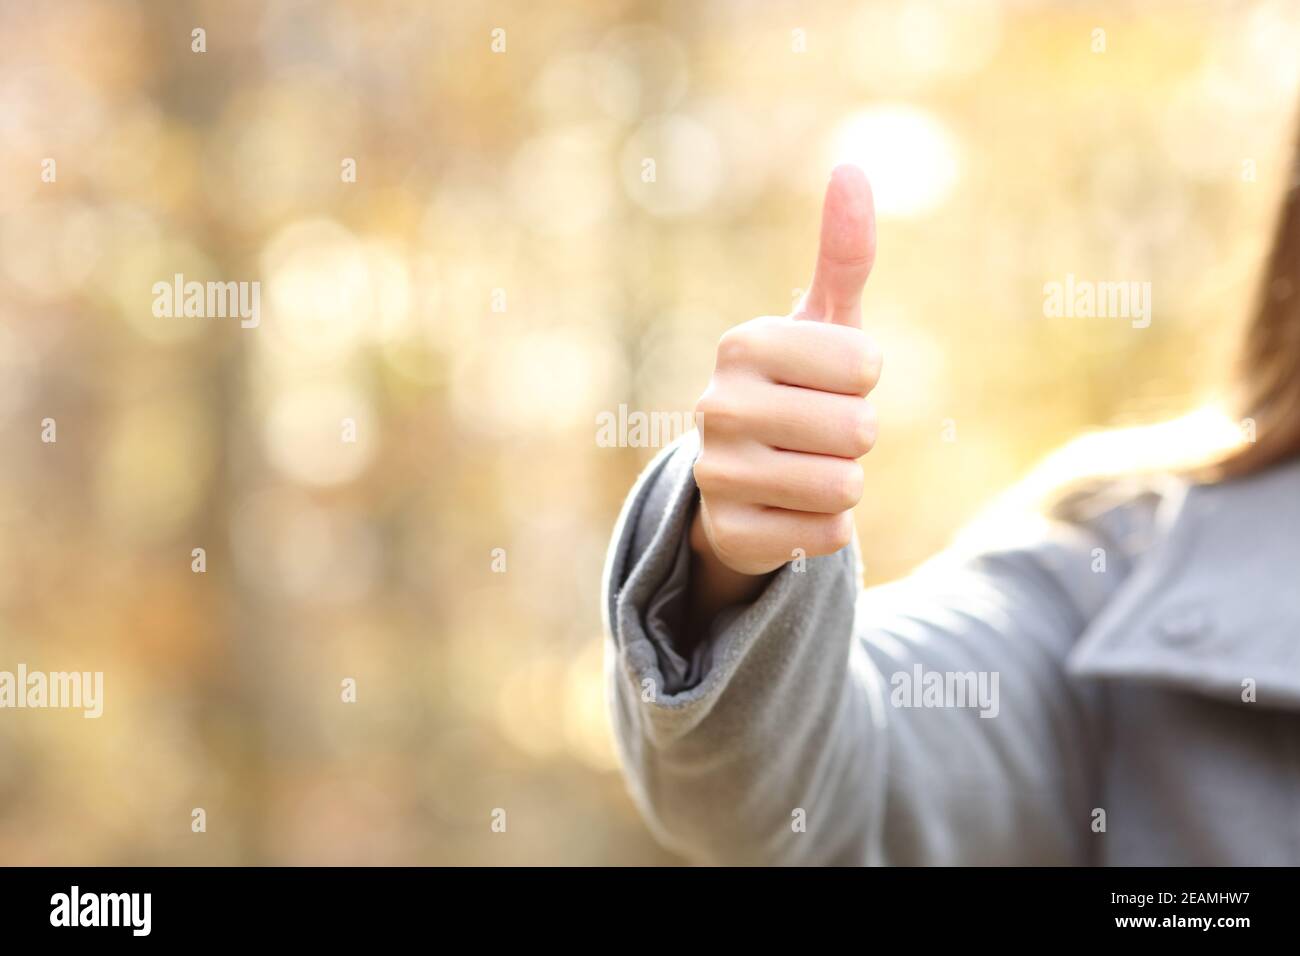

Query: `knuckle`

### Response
(846, 401, 877, 457)
(707, 507, 748, 556)
(824, 513, 855, 552)
(693, 452, 740, 501)
(693, 386, 739, 434)
(692, 453, 720, 492)
(716, 323, 762, 369)
(828, 461, 864, 512)
(844, 333, 882, 395)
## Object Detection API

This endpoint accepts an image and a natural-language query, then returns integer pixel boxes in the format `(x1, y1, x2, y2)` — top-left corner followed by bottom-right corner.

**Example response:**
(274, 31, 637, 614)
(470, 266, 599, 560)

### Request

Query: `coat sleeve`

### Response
(602, 431, 1160, 865)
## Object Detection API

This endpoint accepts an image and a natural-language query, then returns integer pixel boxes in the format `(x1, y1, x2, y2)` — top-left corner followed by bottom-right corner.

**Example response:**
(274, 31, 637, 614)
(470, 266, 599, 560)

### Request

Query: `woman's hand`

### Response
(690, 165, 882, 604)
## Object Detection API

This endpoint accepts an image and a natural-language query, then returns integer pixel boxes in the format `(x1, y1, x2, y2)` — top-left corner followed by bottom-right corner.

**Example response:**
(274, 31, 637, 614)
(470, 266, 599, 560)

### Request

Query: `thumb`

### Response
(798, 164, 876, 326)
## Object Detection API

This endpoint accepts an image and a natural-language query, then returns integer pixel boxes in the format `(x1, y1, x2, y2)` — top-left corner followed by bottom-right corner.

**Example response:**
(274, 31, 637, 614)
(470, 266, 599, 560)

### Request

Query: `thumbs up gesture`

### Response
(691, 166, 881, 577)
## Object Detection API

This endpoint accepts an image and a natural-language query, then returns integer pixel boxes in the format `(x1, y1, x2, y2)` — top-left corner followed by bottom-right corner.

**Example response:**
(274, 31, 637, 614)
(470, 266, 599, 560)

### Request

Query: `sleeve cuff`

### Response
(602, 430, 860, 709)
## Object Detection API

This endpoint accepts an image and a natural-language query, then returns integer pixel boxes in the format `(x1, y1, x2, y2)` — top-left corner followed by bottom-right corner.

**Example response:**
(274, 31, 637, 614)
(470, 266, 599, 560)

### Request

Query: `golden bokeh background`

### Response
(1, 0, 1297, 864)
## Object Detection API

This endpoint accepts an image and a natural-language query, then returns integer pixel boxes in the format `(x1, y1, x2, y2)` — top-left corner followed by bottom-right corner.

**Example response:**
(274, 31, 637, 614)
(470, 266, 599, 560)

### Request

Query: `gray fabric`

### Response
(601, 430, 1300, 865)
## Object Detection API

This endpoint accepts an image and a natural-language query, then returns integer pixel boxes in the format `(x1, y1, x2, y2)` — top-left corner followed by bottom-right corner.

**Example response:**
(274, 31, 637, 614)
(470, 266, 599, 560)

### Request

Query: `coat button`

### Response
(1155, 605, 1213, 644)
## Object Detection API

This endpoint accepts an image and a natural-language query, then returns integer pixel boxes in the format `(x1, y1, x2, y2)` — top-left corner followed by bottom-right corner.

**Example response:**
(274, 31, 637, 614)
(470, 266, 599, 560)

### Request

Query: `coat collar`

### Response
(1067, 457, 1300, 709)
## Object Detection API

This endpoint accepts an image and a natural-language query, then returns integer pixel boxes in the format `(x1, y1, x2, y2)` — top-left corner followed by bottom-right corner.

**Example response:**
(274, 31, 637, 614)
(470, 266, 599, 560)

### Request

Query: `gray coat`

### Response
(602, 432, 1300, 865)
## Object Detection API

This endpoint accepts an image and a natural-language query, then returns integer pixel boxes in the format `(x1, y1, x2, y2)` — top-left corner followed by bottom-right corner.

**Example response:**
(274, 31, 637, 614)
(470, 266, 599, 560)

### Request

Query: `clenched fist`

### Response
(690, 165, 882, 585)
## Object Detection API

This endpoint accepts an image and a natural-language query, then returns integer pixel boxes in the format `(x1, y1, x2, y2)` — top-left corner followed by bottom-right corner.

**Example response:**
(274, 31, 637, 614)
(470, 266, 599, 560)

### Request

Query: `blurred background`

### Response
(0, 0, 1298, 864)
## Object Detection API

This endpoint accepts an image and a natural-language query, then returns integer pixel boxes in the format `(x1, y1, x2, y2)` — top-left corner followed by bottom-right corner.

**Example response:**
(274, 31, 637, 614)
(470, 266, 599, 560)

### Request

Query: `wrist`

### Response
(688, 502, 773, 626)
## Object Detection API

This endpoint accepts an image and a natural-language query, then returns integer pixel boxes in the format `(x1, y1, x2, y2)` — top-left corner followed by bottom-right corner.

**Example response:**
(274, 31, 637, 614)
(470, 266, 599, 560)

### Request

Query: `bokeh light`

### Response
(830, 106, 961, 219)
